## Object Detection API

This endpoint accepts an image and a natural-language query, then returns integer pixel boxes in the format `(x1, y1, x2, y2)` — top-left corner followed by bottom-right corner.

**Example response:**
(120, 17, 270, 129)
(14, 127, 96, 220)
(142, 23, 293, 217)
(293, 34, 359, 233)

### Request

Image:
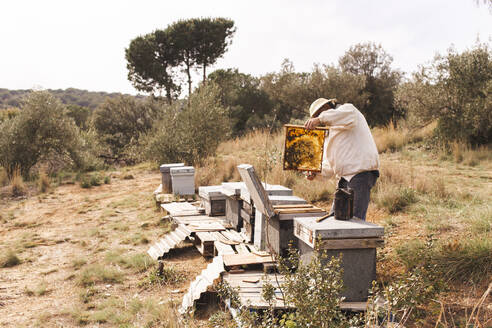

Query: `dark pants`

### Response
(330, 171, 379, 221)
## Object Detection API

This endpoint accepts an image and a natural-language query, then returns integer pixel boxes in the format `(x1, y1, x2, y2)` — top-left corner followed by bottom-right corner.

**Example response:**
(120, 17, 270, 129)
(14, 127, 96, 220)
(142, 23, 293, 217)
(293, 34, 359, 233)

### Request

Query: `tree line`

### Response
(0, 16, 490, 179)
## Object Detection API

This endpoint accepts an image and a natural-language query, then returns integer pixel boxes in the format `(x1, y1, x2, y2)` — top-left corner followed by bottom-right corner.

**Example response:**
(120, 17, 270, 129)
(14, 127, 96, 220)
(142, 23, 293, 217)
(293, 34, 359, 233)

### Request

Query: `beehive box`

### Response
(159, 163, 184, 193)
(170, 166, 195, 196)
(256, 206, 326, 254)
(221, 182, 245, 230)
(199, 185, 226, 216)
(294, 216, 384, 301)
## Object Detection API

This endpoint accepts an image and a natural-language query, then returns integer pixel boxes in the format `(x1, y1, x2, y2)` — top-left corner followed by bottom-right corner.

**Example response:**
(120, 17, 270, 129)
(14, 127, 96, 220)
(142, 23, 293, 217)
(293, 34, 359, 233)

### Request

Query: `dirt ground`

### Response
(0, 168, 210, 327)
(1, 152, 491, 327)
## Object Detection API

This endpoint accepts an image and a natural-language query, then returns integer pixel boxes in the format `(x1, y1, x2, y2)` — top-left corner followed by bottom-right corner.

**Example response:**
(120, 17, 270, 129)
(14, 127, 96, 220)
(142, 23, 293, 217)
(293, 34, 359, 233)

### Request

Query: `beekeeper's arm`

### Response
(318, 103, 357, 129)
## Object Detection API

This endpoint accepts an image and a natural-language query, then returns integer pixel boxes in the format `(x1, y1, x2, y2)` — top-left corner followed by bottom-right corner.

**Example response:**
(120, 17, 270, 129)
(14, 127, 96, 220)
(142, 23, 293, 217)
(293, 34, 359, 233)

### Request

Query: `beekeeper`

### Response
(304, 98, 380, 221)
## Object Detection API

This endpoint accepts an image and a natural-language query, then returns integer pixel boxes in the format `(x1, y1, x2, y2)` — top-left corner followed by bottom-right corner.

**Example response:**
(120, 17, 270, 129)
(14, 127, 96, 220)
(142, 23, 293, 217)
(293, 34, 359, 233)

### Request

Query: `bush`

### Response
(0, 92, 84, 178)
(92, 96, 162, 161)
(144, 83, 230, 165)
(0, 249, 21, 268)
(10, 168, 27, 197)
(38, 170, 50, 193)
(375, 184, 417, 213)
(396, 42, 491, 145)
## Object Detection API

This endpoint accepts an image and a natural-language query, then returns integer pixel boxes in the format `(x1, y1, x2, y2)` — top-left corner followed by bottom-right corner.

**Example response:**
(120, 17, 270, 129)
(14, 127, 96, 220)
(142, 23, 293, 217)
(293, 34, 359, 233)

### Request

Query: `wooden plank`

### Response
(237, 164, 275, 218)
(275, 207, 324, 214)
(318, 238, 384, 250)
(235, 243, 251, 254)
(215, 241, 236, 255)
(195, 231, 216, 242)
(284, 123, 330, 131)
(273, 204, 315, 209)
(223, 253, 274, 267)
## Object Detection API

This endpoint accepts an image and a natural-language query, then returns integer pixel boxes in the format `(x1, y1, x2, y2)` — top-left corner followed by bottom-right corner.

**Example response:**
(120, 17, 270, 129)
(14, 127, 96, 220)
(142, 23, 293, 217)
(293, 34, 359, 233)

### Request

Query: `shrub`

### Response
(144, 83, 230, 165)
(375, 184, 417, 213)
(396, 42, 491, 145)
(10, 168, 27, 197)
(104, 176, 111, 184)
(0, 92, 84, 178)
(0, 249, 21, 268)
(38, 170, 50, 193)
(77, 264, 123, 287)
(92, 96, 162, 161)
(0, 167, 9, 187)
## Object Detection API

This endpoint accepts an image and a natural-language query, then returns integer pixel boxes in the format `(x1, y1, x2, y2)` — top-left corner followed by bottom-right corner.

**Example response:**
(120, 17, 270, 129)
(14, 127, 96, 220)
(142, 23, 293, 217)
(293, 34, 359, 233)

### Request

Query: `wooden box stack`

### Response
(198, 185, 226, 216)
(170, 166, 195, 195)
(159, 163, 184, 193)
(294, 216, 384, 301)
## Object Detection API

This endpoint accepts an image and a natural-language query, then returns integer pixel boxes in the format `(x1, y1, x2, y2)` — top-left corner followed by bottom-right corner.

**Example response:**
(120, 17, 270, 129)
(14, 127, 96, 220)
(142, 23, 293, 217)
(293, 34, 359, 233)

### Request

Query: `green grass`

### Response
(375, 185, 418, 213)
(77, 264, 124, 287)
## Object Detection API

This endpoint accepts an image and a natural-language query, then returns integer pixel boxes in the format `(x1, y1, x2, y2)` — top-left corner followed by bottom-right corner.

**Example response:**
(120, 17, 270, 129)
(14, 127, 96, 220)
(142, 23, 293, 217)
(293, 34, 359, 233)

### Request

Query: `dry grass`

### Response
(37, 169, 50, 193)
(9, 167, 27, 197)
(0, 167, 8, 187)
(0, 249, 21, 268)
(373, 123, 410, 153)
(449, 142, 492, 166)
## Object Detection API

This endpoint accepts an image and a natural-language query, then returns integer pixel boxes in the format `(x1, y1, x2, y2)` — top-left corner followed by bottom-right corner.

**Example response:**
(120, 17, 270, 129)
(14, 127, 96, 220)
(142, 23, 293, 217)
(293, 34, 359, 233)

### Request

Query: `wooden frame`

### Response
(283, 124, 328, 173)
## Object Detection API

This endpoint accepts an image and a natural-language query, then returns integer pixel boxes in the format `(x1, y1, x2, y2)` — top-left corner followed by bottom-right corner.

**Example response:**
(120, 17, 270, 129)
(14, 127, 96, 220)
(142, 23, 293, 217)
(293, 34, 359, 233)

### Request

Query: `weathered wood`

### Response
(294, 216, 384, 248)
(237, 164, 275, 218)
(223, 253, 274, 267)
(272, 204, 313, 209)
(318, 238, 384, 249)
(161, 202, 201, 217)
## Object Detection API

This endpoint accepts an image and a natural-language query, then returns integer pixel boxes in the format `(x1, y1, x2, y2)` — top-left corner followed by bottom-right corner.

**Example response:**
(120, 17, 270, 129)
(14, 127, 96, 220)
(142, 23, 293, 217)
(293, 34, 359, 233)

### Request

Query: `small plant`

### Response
(9, 167, 27, 197)
(145, 264, 186, 286)
(80, 176, 91, 189)
(38, 170, 50, 193)
(0, 249, 21, 268)
(0, 167, 8, 186)
(375, 184, 417, 213)
(77, 264, 123, 287)
(104, 175, 111, 184)
(25, 281, 48, 296)
(90, 174, 102, 186)
(123, 174, 134, 180)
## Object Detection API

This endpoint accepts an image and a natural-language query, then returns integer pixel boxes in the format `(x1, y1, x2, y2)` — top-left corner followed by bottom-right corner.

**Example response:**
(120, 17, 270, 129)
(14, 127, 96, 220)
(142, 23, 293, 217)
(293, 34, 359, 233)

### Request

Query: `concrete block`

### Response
(298, 239, 377, 302)
(159, 163, 184, 193)
(170, 166, 195, 196)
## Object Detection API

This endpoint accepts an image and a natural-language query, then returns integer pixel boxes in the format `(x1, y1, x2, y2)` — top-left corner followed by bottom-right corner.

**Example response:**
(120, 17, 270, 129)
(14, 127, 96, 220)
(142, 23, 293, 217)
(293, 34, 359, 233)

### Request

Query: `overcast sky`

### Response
(1, 0, 490, 95)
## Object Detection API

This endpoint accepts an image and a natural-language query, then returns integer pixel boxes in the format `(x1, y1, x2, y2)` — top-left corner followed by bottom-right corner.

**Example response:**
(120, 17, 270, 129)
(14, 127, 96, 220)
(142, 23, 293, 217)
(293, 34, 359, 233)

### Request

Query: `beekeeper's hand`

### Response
(304, 117, 321, 130)
(305, 171, 317, 181)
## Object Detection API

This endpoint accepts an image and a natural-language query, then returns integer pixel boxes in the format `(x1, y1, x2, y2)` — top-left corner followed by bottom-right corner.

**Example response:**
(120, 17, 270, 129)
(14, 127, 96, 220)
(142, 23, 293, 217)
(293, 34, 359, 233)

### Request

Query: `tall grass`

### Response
(9, 167, 27, 196)
(37, 169, 50, 193)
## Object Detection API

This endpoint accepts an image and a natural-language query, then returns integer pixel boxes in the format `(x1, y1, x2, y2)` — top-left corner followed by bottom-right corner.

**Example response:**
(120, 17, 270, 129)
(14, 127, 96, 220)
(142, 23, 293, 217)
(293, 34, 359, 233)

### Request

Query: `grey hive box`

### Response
(199, 185, 226, 216)
(170, 166, 195, 196)
(221, 182, 245, 230)
(159, 163, 184, 193)
(294, 216, 384, 302)
(237, 164, 326, 255)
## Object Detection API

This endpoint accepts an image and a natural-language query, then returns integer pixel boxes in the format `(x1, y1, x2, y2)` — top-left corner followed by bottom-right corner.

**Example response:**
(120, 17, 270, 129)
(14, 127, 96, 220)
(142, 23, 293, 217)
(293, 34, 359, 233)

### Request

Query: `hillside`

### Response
(0, 88, 145, 109)
(0, 131, 490, 327)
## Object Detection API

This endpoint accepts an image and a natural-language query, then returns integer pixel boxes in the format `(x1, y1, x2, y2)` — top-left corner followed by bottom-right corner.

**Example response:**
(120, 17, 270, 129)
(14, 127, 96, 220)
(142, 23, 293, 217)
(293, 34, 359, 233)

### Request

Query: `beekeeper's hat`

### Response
(309, 98, 338, 118)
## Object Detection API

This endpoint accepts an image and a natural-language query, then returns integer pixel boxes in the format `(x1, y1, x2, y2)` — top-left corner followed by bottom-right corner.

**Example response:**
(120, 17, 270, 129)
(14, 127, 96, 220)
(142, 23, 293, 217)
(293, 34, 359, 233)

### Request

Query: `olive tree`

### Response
(339, 42, 402, 126)
(0, 92, 83, 177)
(144, 83, 230, 165)
(396, 42, 492, 144)
(92, 96, 162, 160)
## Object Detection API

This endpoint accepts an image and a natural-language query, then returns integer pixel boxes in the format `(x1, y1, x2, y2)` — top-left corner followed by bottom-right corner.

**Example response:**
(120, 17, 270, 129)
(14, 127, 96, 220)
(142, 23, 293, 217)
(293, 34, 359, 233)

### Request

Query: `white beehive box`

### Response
(159, 163, 184, 193)
(170, 166, 195, 195)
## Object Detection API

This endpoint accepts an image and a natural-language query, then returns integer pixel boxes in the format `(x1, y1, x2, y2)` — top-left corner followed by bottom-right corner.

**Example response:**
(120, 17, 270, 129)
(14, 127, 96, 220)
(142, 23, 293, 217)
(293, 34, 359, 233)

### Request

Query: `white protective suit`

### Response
(317, 103, 379, 181)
